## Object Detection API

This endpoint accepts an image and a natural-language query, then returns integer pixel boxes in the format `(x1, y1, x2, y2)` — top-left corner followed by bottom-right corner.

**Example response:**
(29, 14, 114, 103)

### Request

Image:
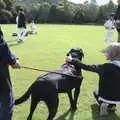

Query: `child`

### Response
(104, 15, 115, 44)
(29, 20, 37, 34)
(67, 42, 120, 116)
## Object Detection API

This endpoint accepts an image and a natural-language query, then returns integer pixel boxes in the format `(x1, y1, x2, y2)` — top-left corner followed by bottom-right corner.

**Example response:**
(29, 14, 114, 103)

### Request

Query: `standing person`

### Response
(17, 8, 26, 43)
(0, 26, 21, 120)
(104, 15, 115, 44)
(114, 0, 120, 42)
(67, 42, 120, 116)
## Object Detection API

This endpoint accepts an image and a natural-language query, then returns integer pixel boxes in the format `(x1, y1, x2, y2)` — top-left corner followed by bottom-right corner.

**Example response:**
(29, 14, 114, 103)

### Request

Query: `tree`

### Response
(47, 4, 57, 23)
(96, 1, 117, 23)
(0, 0, 14, 23)
(0, 0, 6, 10)
(36, 3, 50, 23)
(0, 9, 13, 23)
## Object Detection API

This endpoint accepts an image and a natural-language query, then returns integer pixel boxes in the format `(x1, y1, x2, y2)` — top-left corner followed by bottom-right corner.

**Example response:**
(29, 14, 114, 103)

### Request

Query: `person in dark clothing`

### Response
(17, 8, 26, 43)
(114, 0, 120, 42)
(67, 42, 120, 116)
(0, 26, 21, 120)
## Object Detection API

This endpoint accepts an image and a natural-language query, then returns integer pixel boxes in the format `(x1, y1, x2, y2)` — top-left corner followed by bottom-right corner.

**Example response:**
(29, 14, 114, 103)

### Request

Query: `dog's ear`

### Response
(79, 48, 84, 58)
(75, 48, 84, 61)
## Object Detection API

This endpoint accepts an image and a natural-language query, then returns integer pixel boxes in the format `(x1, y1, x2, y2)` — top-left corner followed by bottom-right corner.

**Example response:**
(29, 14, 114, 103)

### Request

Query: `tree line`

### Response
(0, 0, 117, 24)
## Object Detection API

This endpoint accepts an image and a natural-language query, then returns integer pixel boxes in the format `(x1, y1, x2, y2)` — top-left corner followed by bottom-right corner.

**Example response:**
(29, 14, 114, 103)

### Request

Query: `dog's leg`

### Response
(67, 91, 75, 110)
(73, 87, 80, 110)
(27, 95, 38, 120)
(46, 96, 59, 120)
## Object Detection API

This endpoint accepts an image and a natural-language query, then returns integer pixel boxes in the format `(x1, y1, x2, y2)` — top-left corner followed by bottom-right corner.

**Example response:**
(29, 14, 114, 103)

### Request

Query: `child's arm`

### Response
(71, 59, 102, 73)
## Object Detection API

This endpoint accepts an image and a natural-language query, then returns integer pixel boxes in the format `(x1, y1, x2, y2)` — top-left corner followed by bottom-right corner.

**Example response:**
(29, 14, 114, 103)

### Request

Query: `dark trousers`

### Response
(0, 91, 14, 120)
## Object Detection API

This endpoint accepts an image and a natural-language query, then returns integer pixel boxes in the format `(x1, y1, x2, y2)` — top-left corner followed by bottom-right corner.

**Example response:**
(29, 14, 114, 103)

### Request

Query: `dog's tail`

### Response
(15, 87, 32, 105)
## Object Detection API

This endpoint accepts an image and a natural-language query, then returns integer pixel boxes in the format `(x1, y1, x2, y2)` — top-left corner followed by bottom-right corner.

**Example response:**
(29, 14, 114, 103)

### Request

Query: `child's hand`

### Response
(12, 61, 21, 69)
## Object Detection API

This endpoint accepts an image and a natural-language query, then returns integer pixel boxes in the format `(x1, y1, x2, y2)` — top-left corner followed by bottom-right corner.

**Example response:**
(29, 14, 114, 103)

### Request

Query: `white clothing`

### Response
(30, 22, 37, 34)
(16, 16, 18, 24)
(104, 19, 115, 43)
(16, 16, 26, 42)
(17, 28, 26, 42)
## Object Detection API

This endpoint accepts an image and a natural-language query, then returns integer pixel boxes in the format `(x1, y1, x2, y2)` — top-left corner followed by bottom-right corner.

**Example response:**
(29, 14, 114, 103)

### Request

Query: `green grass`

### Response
(1, 24, 119, 120)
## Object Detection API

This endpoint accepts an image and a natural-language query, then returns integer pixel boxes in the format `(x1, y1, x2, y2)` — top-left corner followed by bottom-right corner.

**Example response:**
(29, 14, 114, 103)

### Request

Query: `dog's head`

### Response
(66, 48, 84, 61)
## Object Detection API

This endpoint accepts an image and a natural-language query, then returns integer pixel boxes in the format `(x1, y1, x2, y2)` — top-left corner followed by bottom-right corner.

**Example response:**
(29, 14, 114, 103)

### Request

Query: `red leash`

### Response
(21, 65, 82, 79)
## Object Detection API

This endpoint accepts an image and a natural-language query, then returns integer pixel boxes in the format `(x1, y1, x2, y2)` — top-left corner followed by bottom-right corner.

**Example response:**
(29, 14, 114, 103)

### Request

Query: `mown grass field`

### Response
(1, 24, 120, 120)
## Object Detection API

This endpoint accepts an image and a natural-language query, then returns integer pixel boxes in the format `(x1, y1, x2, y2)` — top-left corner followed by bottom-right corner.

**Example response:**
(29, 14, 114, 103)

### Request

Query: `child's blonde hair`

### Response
(104, 42, 120, 61)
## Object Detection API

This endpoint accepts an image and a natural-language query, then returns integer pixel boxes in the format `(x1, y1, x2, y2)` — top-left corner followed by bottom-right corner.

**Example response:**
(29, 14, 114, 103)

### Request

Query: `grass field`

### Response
(1, 24, 120, 120)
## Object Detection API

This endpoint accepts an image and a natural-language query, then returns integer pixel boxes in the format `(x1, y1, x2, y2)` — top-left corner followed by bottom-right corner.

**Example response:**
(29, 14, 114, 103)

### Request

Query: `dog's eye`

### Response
(66, 53, 69, 56)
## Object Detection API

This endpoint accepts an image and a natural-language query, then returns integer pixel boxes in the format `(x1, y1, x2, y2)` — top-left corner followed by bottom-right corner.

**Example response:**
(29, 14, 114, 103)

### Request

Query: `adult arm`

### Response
(0, 37, 20, 68)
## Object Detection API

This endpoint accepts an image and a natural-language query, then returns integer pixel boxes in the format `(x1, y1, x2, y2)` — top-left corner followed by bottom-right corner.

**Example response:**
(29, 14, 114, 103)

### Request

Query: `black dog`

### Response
(15, 48, 84, 120)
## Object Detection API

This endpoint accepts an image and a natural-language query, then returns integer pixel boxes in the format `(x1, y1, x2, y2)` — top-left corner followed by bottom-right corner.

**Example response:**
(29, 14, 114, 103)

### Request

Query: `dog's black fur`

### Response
(15, 48, 84, 120)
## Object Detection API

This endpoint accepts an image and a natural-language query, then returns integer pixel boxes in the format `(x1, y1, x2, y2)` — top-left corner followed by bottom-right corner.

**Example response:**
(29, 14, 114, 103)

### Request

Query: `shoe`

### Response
(107, 105, 116, 112)
(17, 39, 24, 44)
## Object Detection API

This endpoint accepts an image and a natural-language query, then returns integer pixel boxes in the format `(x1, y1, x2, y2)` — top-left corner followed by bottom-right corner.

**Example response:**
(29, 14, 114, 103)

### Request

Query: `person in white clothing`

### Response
(17, 8, 26, 43)
(104, 15, 115, 44)
(29, 20, 37, 34)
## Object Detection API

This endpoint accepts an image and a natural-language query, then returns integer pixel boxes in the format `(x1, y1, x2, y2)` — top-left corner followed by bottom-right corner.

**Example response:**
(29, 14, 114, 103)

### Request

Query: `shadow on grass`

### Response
(7, 40, 16, 43)
(6, 40, 24, 47)
(91, 104, 120, 120)
(55, 108, 76, 120)
(9, 43, 20, 47)
(6, 40, 18, 47)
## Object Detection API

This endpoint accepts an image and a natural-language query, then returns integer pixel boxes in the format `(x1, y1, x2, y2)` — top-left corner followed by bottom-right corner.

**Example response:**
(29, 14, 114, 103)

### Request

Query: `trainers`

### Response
(17, 39, 24, 44)
(107, 105, 116, 112)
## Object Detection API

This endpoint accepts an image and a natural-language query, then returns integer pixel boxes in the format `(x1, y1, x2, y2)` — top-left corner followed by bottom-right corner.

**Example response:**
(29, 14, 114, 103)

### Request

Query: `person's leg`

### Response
(108, 31, 114, 43)
(100, 102, 109, 116)
(104, 30, 109, 43)
(93, 89, 102, 104)
(20, 28, 26, 41)
(17, 28, 23, 42)
(107, 104, 116, 112)
(0, 92, 14, 120)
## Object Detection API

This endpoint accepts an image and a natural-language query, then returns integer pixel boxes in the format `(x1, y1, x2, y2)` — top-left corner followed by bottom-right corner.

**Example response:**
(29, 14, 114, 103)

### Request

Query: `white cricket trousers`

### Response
(105, 30, 114, 44)
(17, 28, 26, 42)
